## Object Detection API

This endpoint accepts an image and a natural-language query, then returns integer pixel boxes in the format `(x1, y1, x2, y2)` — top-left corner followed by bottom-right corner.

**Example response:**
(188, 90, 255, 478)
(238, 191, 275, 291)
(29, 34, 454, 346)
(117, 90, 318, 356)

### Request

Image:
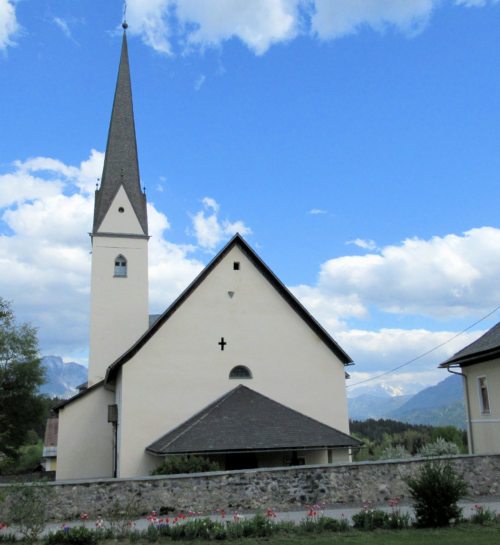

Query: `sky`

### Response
(1, 0, 500, 396)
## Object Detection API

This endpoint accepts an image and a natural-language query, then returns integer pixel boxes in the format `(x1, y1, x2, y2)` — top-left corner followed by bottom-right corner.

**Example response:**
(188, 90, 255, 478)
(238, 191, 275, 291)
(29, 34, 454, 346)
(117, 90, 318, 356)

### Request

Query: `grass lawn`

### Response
(102, 526, 499, 545)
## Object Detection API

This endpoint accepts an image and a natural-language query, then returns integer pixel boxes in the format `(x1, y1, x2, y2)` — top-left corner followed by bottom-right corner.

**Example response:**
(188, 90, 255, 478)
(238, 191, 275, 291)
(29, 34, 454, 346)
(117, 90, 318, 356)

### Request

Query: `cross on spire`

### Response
(218, 337, 227, 351)
(122, 1, 128, 29)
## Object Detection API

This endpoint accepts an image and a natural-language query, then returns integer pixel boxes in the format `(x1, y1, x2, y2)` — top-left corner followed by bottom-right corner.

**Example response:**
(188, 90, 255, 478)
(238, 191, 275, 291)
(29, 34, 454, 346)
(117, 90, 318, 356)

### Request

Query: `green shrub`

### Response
(418, 437, 460, 457)
(385, 509, 412, 529)
(4, 482, 53, 543)
(299, 516, 350, 533)
(151, 455, 221, 475)
(469, 504, 498, 526)
(352, 508, 389, 530)
(380, 444, 411, 460)
(406, 461, 467, 527)
(46, 526, 98, 545)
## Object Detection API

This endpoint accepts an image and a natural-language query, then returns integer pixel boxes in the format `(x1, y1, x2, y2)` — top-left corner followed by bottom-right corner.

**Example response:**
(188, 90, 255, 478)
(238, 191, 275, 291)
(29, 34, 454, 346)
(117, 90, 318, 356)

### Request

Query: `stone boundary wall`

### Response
(1, 455, 498, 520)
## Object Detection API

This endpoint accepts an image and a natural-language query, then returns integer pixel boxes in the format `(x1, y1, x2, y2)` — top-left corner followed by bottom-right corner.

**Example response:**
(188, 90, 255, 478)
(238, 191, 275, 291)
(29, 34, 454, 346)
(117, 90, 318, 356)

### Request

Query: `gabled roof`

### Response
(440, 322, 500, 368)
(93, 31, 148, 236)
(43, 417, 59, 448)
(105, 234, 353, 383)
(146, 385, 361, 455)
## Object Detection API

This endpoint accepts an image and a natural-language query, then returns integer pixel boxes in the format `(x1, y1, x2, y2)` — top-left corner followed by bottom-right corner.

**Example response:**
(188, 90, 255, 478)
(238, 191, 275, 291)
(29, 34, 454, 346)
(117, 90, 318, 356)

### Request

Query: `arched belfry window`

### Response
(229, 365, 252, 379)
(114, 254, 127, 277)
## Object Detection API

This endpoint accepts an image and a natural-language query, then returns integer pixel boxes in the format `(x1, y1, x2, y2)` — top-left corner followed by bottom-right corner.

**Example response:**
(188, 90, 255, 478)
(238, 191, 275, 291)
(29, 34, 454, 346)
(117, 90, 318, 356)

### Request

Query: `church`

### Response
(54, 26, 360, 480)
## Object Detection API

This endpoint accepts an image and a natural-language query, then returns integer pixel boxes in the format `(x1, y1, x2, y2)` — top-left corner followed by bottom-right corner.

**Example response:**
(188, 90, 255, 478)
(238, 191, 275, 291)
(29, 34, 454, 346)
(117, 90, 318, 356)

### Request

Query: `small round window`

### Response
(229, 366, 252, 379)
(118, 207, 125, 213)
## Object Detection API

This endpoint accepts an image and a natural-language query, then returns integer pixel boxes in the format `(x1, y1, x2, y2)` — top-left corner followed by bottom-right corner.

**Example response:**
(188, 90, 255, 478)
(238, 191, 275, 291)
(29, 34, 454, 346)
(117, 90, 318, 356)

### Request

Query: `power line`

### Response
(346, 303, 500, 389)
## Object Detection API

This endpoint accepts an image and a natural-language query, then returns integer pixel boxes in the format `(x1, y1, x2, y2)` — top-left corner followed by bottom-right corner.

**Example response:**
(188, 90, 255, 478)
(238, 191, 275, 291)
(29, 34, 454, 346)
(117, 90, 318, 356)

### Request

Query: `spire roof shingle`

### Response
(93, 31, 148, 235)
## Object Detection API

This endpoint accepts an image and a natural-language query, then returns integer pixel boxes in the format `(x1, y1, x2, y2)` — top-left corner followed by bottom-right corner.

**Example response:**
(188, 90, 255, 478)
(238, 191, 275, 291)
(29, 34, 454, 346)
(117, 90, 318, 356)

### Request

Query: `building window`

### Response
(233, 262, 240, 270)
(478, 377, 490, 414)
(114, 254, 127, 277)
(229, 365, 252, 379)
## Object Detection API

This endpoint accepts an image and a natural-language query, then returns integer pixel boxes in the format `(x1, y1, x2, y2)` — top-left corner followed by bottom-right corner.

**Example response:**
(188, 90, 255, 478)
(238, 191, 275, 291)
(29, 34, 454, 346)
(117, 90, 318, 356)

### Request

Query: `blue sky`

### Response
(1, 0, 500, 394)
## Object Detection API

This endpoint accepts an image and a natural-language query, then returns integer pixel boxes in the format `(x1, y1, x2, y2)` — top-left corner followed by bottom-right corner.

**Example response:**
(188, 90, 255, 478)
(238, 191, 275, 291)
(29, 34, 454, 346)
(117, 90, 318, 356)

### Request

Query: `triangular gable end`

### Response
(105, 234, 353, 383)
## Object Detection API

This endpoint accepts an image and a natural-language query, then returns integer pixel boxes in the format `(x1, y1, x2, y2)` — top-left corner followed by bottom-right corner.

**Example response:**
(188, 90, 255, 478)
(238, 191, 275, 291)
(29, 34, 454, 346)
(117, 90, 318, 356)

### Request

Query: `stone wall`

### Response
(1, 455, 498, 520)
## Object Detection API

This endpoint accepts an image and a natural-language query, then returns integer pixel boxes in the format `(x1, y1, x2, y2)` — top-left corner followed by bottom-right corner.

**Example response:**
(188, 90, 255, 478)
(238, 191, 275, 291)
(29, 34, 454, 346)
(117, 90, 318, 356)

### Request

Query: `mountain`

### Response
(349, 375, 466, 429)
(39, 356, 88, 398)
(348, 393, 411, 420)
(386, 375, 466, 428)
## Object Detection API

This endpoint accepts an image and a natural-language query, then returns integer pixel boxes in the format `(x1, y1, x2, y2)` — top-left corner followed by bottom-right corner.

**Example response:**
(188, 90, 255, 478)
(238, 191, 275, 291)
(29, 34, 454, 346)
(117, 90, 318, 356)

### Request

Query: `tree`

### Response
(0, 298, 45, 462)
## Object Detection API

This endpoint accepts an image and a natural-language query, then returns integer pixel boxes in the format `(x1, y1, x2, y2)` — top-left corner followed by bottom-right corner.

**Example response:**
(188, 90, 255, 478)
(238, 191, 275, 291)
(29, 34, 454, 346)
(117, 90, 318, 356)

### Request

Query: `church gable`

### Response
(111, 234, 353, 476)
(106, 234, 351, 383)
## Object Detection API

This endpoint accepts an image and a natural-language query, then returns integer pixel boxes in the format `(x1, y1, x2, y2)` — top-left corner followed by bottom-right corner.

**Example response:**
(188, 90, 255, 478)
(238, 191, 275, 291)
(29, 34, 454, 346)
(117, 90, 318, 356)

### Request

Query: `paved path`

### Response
(2, 496, 498, 537)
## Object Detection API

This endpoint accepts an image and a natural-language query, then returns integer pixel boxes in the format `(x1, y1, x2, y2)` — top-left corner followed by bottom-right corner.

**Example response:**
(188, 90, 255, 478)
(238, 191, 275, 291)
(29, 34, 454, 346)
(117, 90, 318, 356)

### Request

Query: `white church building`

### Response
(55, 27, 360, 480)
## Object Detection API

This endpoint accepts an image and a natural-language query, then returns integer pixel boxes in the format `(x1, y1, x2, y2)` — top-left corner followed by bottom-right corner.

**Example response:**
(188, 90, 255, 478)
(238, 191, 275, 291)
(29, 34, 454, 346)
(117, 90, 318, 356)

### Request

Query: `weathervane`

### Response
(122, 0, 128, 30)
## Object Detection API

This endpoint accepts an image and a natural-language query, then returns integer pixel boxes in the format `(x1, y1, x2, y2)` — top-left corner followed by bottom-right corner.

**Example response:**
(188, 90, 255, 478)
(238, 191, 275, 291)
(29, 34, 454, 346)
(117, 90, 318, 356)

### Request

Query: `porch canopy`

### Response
(146, 385, 361, 456)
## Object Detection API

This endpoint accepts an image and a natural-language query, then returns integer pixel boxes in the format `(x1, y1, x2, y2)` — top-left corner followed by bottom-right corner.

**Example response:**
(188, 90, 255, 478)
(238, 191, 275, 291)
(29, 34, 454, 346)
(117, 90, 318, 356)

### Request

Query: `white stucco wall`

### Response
(116, 245, 351, 477)
(464, 358, 500, 454)
(88, 190, 149, 385)
(56, 385, 115, 480)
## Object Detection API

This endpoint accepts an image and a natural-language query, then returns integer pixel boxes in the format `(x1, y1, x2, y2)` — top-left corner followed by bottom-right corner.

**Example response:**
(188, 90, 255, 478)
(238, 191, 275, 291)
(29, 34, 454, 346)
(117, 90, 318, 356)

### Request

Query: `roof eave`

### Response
(146, 442, 362, 456)
(440, 346, 500, 368)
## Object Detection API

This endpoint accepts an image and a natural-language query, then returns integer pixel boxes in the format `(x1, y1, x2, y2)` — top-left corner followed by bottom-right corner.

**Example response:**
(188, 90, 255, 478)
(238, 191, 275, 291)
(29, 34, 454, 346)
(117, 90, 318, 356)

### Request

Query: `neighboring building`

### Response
(440, 322, 500, 454)
(41, 417, 58, 472)
(54, 27, 360, 480)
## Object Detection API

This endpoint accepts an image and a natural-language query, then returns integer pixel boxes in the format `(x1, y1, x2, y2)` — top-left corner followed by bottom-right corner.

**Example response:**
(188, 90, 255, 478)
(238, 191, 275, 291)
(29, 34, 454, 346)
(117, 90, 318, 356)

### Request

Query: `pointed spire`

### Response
(93, 30, 148, 235)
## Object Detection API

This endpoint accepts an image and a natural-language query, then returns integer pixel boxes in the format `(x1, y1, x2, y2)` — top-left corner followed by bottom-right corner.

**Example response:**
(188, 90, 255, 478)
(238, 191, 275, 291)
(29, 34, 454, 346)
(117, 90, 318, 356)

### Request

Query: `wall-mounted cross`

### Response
(218, 337, 227, 351)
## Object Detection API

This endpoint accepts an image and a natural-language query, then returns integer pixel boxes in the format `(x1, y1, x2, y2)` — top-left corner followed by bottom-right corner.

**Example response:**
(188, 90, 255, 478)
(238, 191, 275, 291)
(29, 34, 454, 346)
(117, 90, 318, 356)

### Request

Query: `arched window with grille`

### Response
(229, 365, 252, 379)
(114, 254, 127, 277)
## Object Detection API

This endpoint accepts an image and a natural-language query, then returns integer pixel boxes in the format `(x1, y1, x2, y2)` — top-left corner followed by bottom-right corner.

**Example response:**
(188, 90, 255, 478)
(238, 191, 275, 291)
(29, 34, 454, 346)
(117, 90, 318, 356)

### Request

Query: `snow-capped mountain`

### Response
(348, 375, 465, 428)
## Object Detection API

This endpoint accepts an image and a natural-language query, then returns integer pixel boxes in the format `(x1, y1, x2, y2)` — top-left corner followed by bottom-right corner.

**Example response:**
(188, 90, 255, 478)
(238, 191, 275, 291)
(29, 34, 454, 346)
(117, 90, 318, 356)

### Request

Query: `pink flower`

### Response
(266, 508, 277, 518)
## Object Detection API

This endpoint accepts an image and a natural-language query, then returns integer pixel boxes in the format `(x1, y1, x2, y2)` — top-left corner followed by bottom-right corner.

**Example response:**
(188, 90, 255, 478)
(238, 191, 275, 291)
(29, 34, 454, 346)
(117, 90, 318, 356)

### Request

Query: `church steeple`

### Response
(88, 26, 149, 386)
(93, 29, 148, 236)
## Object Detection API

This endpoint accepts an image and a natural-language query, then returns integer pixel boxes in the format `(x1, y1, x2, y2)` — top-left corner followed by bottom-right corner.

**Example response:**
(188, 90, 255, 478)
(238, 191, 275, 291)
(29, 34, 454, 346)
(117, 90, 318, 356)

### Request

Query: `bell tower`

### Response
(88, 26, 149, 385)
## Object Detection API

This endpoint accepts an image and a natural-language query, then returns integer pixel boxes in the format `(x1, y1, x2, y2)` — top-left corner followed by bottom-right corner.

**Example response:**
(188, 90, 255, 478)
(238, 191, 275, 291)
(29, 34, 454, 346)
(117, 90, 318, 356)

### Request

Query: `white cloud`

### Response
(308, 228, 500, 319)
(194, 74, 206, 91)
(0, 0, 18, 50)
(346, 238, 377, 250)
(311, 0, 436, 40)
(126, 0, 172, 55)
(191, 196, 252, 250)
(455, 0, 499, 6)
(174, 0, 299, 54)
(291, 284, 366, 331)
(288, 228, 500, 390)
(309, 208, 327, 215)
(52, 17, 72, 40)
(123, 0, 499, 56)
(126, 0, 299, 55)
(0, 152, 203, 361)
(339, 327, 483, 394)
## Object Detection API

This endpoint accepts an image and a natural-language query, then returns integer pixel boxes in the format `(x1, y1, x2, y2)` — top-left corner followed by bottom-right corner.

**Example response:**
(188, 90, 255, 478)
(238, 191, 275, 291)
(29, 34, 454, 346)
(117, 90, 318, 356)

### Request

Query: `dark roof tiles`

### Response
(440, 322, 500, 367)
(146, 385, 361, 455)
(93, 31, 148, 235)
